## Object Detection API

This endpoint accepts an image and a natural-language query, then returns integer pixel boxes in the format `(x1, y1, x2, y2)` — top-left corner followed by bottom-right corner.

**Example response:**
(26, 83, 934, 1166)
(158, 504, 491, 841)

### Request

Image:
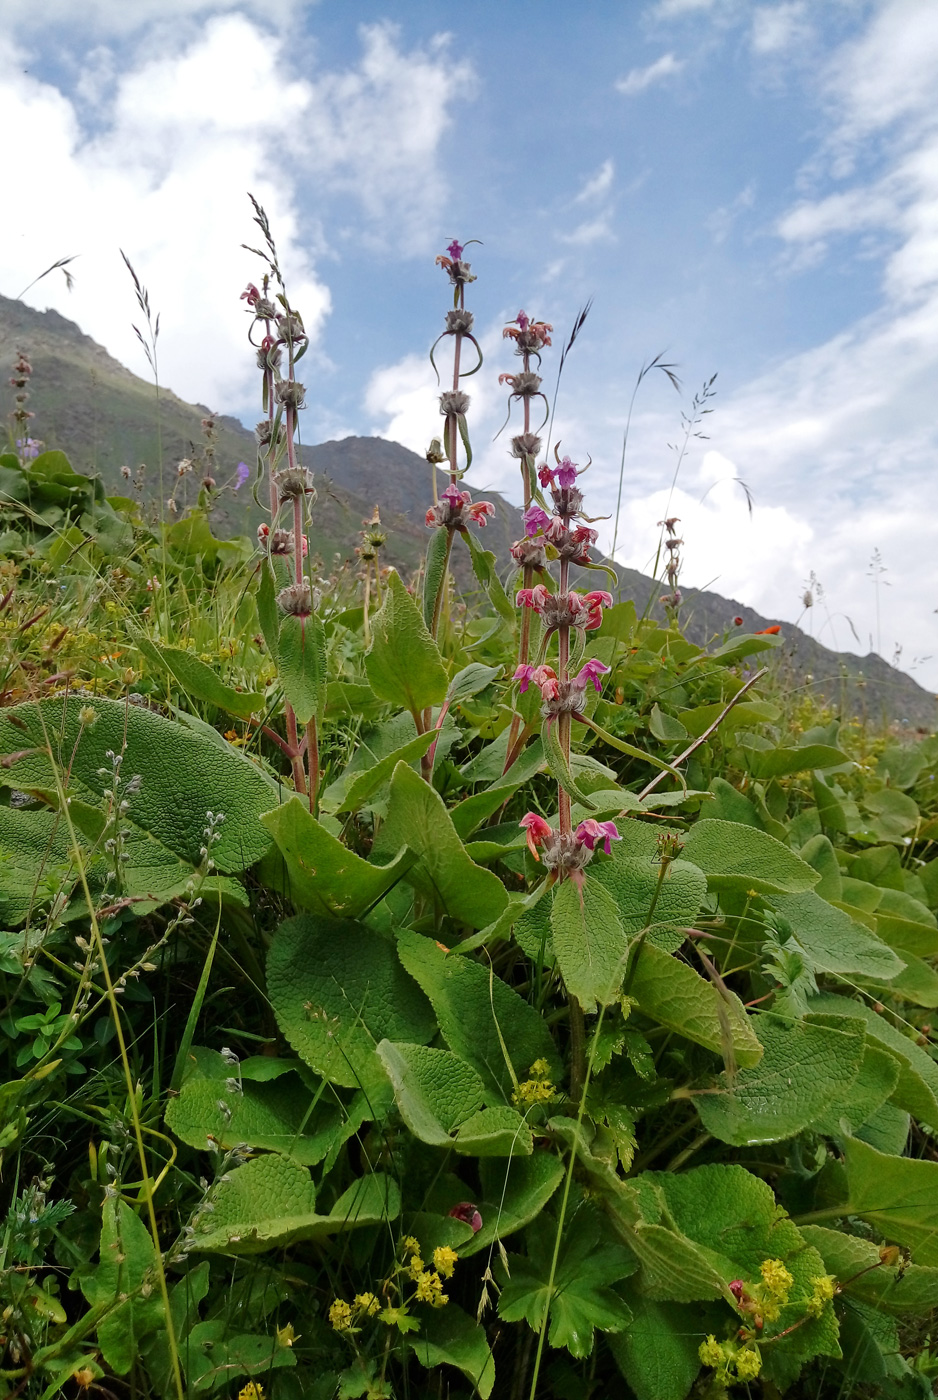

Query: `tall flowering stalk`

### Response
(241, 196, 322, 811)
(516, 450, 618, 1098)
(499, 312, 553, 772)
(424, 241, 493, 639)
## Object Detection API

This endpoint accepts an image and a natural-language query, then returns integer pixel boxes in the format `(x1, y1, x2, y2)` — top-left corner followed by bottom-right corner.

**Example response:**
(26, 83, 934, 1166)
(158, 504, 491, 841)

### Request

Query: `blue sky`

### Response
(3, 0, 937, 691)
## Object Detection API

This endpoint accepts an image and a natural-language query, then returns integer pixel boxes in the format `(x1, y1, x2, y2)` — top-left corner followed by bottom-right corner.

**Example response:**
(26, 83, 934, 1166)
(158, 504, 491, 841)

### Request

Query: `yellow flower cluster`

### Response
(697, 1336, 761, 1384)
(806, 1273, 836, 1318)
(414, 1271, 447, 1307)
(433, 1246, 458, 1279)
(238, 1384, 265, 1400)
(512, 1058, 557, 1107)
(759, 1257, 794, 1323)
(328, 1299, 352, 1332)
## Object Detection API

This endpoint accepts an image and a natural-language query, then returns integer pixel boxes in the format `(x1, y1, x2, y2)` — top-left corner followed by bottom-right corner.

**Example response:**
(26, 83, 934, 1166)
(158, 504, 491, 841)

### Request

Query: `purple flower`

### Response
(574, 659, 611, 694)
(447, 239, 464, 260)
(234, 461, 250, 490)
(16, 438, 41, 460)
(523, 504, 552, 538)
(555, 456, 578, 489)
(513, 664, 536, 694)
(575, 819, 621, 855)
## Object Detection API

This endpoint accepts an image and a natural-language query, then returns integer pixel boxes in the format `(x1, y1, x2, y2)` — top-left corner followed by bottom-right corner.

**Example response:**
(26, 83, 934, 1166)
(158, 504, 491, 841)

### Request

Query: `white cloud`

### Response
(558, 216, 616, 247)
(574, 159, 615, 204)
(616, 52, 684, 96)
(1, 17, 473, 414)
(750, 3, 810, 55)
(3, 0, 299, 36)
(651, 0, 716, 17)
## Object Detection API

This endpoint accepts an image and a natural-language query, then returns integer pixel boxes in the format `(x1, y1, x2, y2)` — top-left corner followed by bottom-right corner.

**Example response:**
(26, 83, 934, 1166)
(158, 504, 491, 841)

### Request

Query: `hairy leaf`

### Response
(629, 944, 763, 1068)
(364, 570, 448, 714)
(551, 875, 628, 1014)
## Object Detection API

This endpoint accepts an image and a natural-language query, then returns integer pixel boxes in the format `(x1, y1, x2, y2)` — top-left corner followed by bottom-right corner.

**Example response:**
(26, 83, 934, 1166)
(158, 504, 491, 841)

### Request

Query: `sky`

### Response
(2, 0, 937, 688)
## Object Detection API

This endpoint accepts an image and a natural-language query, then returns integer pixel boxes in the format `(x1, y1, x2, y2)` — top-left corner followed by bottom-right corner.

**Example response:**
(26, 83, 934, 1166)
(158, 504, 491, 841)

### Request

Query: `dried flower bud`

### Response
(276, 310, 305, 342)
(202, 476, 216, 491)
(439, 389, 470, 417)
(510, 433, 542, 460)
(256, 342, 282, 371)
(426, 437, 447, 464)
(120, 464, 132, 479)
(269, 529, 295, 555)
(274, 379, 306, 411)
(277, 582, 314, 617)
(445, 308, 474, 334)
(505, 370, 542, 397)
(274, 467, 316, 499)
(254, 419, 273, 445)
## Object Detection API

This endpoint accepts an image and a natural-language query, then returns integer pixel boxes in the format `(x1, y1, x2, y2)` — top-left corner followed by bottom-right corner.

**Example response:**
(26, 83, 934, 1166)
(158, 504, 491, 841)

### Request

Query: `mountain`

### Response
(2, 291, 935, 729)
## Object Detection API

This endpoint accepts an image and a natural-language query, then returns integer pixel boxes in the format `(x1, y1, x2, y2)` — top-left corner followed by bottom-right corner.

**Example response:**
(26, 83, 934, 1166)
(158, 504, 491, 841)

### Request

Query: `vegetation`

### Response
(1, 213, 938, 1399)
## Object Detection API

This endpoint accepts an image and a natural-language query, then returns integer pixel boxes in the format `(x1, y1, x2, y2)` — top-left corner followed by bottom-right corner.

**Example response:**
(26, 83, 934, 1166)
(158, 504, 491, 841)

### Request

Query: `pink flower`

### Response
(533, 665, 560, 700)
(240, 283, 260, 306)
(574, 819, 620, 855)
(520, 812, 553, 860)
(555, 456, 578, 489)
(257, 523, 270, 544)
(516, 310, 530, 331)
(524, 504, 552, 537)
(448, 1201, 483, 1233)
(447, 239, 464, 260)
(513, 664, 536, 693)
(516, 584, 551, 612)
(582, 590, 612, 630)
(469, 499, 495, 526)
(574, 659, 611, 693)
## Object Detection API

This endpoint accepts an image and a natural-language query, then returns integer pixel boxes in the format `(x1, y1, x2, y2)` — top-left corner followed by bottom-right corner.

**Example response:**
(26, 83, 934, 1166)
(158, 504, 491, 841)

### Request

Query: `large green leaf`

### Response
(182, 1321, 295, 1394)
(396, 929, 560, 1098)
(592, 852, 707, 953)
(774, 890, 905, 981)
(261, 797, 415, 918)
(411, 1303, 495, 1399)
(0, 806, 81, 924)
(364, 570, 448, 714)
(497, 1206, 635, 1358)
(191, 1156, 399, 1254)
(0, 697, 273, 884)
(682, 818, 819, 895)
(134, 637, 264, 719)
(807, 993, 938, 1125)
(324, 730, 437, 815)
(81, 1198, 164, 1374)
(640, 1164, 841, 1378)
(629, 944, 763, 1068)
(843, 1137, 938, 1265)
(743, 744, 849, 779)
(551, 875, 629, 1014)
(608, 1290, 703, 1400)
(800, 1225, 938, 1315)
(165, 1067, 350, 1165)
(373, 762, 508, 929)
(694, 1014, 865, 1145)
(459, 1152, 566, 1258)
(278, 611, 328, 723)
(376, 1041, 482, 1145)
(267, 914, 435, 1091)
(809, 1042, 901, 1138)
(873, 887, 938, 958)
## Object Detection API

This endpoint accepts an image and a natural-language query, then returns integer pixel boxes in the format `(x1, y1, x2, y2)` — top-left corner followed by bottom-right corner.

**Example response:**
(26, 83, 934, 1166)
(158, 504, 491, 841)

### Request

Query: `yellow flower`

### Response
(276, 1323, 297, 1347)
(401, 1235, 420, 1256)
(414, 1271, 447, 1306)
(529, 1058, 550, 1078)
(407, 1254, 425, 1279)
(328, 1299, 352, 1331)
(734, 1346, 761, 1382)
(512, 1078, 556, 1106)
(760, 1258, 794, 1302)
(238, 1384, 265, 1400)
(806, 1274, 836, 1318)
(433, 1246, 458, 1279)
(698, 1335, 724, 1368)
(354, 1292, 381, 1317)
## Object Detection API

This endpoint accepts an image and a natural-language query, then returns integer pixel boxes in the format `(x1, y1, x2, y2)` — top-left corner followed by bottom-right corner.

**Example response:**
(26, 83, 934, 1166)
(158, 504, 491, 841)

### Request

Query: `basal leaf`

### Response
(165, 1070, 348, 1165)
(800, 1225, 938, 1315)
(694, 1014, 865, 1145)
(411, 1303, 495, 1399)
(551, 875, 629, 1014)
(454, 1105, 533, 1157)
(682, 818, 819, 895)
(134, 637, 264, 719)
(192, 1155, 399, 1254)
(774, 890, 904, 981)
(373, 762, 508, 929)
(629, 944, 763, 1068)
(459, 1152, 566, 1258)
(396, 929, 560, 1099)
(376, 1041, 485, 1147)
(364, 570, 448, 715)
(592, 851, 707, 954)
(261, 797, 416, 919)
(809, 1041, 901, 1138)
(267, 913, 435, 1091)
(608, 1289, 703, 1400)
(807, 993, 938, 1125)
(842, 1137, 938, 1265)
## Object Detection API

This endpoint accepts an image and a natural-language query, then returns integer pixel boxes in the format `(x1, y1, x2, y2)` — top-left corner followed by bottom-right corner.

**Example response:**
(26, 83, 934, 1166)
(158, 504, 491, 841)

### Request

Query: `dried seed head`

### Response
(274, 379, 306, 411)
(274, 466, 316, 499)
(439, 389, 470, 417)
(510, 432, 542, 460)
(276, 310, 305, 342)
(507, 370, 542, 397)
(445, 309, 474, 334)
(276, 582, 314, 617)
(425, 437, 447, 464)
(269, 528, 295, 555)
(256, 342, 282, 371)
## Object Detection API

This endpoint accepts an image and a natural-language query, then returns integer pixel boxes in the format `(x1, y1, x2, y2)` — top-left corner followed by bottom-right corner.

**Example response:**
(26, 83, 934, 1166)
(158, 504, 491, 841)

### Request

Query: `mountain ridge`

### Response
(2, 291, 935, 728)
